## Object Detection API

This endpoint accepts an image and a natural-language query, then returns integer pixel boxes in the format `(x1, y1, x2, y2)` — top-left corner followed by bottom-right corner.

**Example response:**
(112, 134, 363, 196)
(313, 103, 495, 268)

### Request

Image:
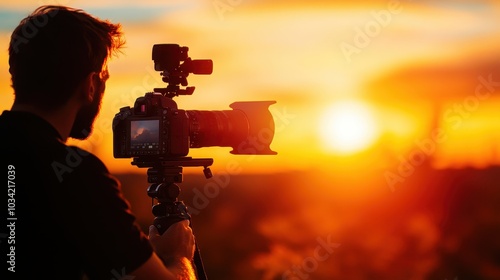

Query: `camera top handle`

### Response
(152, 44, 213, 98)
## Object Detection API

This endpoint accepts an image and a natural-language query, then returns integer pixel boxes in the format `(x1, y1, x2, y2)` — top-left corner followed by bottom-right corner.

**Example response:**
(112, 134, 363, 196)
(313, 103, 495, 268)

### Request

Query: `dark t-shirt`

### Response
(0, 111, 153, 279)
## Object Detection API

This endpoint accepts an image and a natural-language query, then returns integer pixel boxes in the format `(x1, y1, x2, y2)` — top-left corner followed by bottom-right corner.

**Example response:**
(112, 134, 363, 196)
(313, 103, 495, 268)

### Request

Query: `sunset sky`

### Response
(1, 0, 500, 174)
(2, 2, 500, 279)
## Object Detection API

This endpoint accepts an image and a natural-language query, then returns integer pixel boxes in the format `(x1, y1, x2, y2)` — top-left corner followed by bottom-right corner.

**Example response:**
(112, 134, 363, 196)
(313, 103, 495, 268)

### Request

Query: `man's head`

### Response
(8, 5, 124, 139)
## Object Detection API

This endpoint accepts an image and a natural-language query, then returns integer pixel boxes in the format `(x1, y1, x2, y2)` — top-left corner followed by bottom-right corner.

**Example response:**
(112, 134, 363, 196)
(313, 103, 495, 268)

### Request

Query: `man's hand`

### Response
(149, 220, 196, 278)
(130, 220, 196, 280)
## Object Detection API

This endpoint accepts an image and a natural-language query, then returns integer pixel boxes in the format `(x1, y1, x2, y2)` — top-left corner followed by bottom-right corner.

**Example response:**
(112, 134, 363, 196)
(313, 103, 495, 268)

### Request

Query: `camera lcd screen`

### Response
(130, 120, 160, 150)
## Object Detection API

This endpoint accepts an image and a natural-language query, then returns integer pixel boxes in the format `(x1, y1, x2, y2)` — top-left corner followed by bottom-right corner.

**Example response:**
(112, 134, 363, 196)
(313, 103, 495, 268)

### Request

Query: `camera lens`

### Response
(186, 101, 277, 155)
(187, 110, 248, 148)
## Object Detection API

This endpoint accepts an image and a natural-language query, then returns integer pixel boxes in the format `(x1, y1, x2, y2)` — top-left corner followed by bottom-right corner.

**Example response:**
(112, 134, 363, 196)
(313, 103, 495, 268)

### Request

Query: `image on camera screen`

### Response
(130, 120, 160, 150)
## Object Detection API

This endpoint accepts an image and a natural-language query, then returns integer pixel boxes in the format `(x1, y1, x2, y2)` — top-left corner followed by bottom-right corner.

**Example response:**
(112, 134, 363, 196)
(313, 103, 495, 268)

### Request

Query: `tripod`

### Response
(132, 157, 213, 280)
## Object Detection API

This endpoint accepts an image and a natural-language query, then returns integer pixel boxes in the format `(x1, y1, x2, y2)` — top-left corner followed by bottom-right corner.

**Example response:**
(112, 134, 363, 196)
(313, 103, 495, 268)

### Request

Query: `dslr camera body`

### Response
(113, 44, 276, 160)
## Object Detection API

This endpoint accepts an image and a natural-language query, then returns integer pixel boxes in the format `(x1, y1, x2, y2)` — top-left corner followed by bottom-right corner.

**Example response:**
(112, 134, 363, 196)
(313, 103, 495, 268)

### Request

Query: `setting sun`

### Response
(318, 100, 379, 155)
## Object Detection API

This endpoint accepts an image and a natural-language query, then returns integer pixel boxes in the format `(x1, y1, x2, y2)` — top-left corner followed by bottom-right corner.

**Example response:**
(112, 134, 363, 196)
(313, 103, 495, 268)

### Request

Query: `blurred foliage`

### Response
(118, 164, 500, 280)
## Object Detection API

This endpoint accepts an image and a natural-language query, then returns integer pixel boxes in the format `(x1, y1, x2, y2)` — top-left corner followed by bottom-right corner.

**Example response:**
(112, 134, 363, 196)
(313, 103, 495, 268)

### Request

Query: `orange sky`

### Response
(1, 0, 500, 174)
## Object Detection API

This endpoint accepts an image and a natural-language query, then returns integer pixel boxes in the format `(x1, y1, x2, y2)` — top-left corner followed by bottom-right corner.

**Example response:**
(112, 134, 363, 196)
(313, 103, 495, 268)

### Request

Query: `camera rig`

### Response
(113, 44, 277, 280)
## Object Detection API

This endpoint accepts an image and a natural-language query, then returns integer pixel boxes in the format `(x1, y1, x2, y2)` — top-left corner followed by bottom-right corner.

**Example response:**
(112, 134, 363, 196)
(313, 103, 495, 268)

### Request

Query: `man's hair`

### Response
(8, 5, 124, 110)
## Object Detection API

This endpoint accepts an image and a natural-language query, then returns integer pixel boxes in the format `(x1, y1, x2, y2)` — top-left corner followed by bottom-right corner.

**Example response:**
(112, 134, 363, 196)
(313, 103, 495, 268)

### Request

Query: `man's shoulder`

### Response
(0, 110, 62, 148)
(0, 111, 106, 168)
(0, 115, 113, 189)
(59, 145, 107, 171)
(50, 145, 119, 189)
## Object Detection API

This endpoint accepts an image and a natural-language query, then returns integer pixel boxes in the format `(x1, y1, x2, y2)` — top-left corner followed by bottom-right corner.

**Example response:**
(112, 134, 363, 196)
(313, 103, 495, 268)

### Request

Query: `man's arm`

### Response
(130, 253, 194, 280)
(131, 220, 196, 280)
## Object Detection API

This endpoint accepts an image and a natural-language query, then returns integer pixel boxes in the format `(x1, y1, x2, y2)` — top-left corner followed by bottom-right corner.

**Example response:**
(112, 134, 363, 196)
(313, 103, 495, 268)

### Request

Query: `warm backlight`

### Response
(318, 100, 379, 155)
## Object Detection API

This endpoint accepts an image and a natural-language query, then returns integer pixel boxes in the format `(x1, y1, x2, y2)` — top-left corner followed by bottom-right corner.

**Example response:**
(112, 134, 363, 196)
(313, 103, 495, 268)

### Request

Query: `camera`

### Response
(112, 44, 277, 160)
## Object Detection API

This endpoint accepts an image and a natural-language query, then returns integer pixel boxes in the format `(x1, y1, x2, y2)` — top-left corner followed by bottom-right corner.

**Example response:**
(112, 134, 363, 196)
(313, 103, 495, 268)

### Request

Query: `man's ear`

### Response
(80, 72, 99, 104)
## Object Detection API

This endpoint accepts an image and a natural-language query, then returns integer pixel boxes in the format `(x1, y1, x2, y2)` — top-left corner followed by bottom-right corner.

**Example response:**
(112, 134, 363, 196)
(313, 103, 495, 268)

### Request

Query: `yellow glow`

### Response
(1, 2, 500, 173)
(318, 100, 379, 155)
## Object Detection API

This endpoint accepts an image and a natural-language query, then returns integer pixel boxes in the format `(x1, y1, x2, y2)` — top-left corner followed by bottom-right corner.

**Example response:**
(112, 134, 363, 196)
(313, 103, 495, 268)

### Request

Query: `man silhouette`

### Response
(1, 5, 196, 279)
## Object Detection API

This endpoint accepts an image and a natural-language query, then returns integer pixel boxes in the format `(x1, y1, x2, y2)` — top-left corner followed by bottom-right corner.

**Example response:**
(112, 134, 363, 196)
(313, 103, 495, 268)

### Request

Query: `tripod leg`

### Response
(193, 243, 207, 280)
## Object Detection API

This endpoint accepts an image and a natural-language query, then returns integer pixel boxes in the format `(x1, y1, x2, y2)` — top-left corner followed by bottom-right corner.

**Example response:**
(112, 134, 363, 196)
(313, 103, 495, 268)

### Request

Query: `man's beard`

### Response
(69, 82, 104, 140)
